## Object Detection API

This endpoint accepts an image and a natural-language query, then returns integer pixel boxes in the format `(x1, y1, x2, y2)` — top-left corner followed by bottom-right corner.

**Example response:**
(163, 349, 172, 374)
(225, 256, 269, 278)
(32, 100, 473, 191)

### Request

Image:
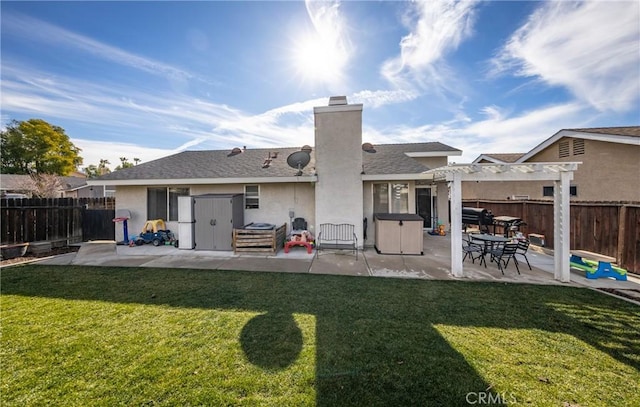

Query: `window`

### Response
(168, 188, 189, 221)
(573, 139, 585, 155)
(245, 185, 259, 209)
(543, 186, 577, 197)
(559, 140, 570, 158)
(373, 182, 409, 213)
(373, 183, 389, 213)
(147, 188, 167, 220)
(147, 187, 189, 221)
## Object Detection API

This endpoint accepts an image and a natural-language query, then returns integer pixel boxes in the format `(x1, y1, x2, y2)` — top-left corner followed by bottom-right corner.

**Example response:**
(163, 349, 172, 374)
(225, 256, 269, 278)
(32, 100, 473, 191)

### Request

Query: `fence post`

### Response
(617, 205, 627, 264)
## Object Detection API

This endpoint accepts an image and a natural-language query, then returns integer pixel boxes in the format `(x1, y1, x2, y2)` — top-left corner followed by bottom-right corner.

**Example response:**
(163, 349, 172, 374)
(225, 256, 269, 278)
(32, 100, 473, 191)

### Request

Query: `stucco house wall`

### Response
(412, 156, 448, 169)
(463, 130, 640, 203)
(245, 182, 316, 233)
(114, 183, 316, 243)
(462, 180, 547, 201)
(527, 138, 639, 202)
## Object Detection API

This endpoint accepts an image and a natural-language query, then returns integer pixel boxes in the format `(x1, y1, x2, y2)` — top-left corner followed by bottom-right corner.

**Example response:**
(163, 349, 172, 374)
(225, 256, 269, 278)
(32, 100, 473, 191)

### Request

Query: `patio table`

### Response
(470, 234, 510, 267)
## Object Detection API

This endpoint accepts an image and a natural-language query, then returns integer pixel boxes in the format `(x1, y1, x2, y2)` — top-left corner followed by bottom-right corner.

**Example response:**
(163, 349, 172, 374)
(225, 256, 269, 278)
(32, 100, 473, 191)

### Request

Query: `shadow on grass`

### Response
(2, 265, 639, 405)
(240, 312, 303, 370)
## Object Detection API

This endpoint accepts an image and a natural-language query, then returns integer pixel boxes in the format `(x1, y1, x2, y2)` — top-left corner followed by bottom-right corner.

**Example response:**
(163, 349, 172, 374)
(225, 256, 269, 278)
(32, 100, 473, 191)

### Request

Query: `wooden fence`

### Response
(1, 197, 116, 245)
(463, 200, 640, 274)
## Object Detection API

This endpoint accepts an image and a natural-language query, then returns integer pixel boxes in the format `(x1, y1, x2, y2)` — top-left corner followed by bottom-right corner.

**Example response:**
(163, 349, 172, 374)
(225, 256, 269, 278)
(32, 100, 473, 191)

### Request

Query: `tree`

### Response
(115, 157, 139, 171)
(15, 173, 63, 198)
(0, 119, 82, 175)
(84, 159, 111, 178)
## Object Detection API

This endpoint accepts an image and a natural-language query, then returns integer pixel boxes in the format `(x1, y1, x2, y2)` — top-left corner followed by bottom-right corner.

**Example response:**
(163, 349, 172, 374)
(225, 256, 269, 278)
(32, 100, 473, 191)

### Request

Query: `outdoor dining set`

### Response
(461, 207, 531, 274)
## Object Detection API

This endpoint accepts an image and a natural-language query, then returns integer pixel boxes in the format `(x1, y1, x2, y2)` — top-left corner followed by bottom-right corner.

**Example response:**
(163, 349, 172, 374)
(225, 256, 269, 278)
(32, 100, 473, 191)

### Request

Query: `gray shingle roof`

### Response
(97, 147, 316, 181)
(0, 174, 87, 191)
(0, 174, 28, 190)
(96, 142, 460, 181)
(363, 142, 460, 174)
(567, 126, 640, 137)
(476, 153, 525, 163)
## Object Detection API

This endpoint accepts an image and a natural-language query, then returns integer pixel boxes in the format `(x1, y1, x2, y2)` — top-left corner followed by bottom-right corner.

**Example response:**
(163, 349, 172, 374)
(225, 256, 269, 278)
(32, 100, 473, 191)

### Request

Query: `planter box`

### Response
(1, 243, 28, 260)
(28, 241, 52, 255)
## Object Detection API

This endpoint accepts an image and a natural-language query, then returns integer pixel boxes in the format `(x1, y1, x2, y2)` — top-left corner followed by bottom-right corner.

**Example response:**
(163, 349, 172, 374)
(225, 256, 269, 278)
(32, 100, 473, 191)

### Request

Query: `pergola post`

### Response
(450, 172, 463, 277)
(554, 171, 572, 282)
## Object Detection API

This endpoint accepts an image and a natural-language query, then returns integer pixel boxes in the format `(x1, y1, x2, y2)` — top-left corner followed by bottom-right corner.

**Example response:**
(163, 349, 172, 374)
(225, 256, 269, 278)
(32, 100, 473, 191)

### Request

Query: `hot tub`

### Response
(243, 223, 276, 230)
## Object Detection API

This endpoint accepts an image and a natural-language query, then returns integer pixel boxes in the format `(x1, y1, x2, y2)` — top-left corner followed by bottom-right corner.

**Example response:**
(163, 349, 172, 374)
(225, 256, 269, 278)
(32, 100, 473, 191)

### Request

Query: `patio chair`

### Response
(515, 239, 532, 270)
(463, 236, 483, 264)
(291, 217, 308, 231)
(488, 242, 520, 275)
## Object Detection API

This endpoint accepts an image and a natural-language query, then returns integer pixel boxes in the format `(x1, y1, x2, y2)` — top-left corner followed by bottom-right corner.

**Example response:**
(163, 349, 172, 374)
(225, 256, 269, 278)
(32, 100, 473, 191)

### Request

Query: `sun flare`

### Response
(292, 33, 347, 85)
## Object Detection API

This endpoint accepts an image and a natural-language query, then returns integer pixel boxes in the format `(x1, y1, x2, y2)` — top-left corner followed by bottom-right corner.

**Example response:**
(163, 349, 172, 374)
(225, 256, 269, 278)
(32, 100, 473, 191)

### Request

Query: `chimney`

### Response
(313, 96, 364, 247)
(328, 96, 348, 106)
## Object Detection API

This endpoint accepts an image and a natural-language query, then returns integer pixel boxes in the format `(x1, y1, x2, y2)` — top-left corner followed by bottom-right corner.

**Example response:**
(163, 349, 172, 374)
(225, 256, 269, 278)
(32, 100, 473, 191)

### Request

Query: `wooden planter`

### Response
(233, 223, 287, 255)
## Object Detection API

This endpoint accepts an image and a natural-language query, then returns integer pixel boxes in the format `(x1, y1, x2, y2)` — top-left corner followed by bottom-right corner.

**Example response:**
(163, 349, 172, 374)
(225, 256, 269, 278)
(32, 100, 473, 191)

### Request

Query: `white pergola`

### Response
(427, 162, 580, 282)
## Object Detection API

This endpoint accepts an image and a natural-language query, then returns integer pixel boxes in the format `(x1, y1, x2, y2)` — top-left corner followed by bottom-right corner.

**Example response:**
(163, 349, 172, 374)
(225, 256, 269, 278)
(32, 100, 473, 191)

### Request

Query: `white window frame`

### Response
(245, 185, 259, 209)
(147, 187, 189, 221)
(373, 182, 409, 214)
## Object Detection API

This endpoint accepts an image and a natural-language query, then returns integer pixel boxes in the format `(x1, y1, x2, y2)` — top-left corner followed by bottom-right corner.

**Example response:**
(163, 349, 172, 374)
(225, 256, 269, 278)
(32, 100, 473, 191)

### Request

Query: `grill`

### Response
(462, 207, 494, 233)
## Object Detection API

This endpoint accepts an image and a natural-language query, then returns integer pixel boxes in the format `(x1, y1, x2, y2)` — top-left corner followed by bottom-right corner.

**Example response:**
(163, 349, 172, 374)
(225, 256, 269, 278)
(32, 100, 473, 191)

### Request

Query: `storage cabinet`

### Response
(374, 213, 424, 255)
(192, 194, 244, 251)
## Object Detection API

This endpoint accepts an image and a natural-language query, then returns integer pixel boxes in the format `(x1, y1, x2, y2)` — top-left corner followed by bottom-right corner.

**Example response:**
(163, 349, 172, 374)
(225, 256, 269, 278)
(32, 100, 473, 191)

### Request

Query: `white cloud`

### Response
(363, 101, 589, 163)
(1, 61, 324, 167)
(72, 139, 176, 170)
(491, 1, 640, 112)
(381, 1, 478, 91)
(1, 12, 207, 84)
(351, 89, 419, 108)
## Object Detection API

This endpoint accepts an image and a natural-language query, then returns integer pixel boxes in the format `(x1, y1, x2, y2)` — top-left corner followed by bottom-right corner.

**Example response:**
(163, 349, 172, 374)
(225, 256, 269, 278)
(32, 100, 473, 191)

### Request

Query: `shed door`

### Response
(212, 199, 233, 250)
(194, 197, 215, 250)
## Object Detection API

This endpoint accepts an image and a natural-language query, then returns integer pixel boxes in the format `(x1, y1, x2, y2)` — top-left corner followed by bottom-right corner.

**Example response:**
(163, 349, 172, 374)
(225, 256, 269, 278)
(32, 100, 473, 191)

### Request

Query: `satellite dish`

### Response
(287, 151, 311, 176)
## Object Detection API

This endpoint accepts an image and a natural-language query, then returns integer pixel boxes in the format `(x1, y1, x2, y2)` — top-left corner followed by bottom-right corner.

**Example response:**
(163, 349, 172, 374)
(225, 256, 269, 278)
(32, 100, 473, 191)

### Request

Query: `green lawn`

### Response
(2, 265, 639, 406)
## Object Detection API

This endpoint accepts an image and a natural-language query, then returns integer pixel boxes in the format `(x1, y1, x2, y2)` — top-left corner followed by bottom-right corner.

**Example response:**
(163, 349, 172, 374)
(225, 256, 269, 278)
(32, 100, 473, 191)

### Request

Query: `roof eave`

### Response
(362, 173, 434, 181)
(88, 176, 318, 186)
(405, 150, 462, 158)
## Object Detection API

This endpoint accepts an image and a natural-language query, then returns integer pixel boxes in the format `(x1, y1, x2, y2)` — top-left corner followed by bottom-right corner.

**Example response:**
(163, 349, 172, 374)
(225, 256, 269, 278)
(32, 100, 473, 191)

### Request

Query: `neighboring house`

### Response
(464, 127, 640, 202)
(0, 173, 112, 198)
(0, 174, 33, 196)
(61, 176, 115, 198)
(91, 96, 462, 247)
(472, 153, 525, 164)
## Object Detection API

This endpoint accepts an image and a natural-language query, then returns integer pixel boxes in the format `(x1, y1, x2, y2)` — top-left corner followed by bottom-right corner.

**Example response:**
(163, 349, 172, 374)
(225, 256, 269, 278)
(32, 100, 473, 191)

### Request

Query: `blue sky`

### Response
(2, 0, 639, 168)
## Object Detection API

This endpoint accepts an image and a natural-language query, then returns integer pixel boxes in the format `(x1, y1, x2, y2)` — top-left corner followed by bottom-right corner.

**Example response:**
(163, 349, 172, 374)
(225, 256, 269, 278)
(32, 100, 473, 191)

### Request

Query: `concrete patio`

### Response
(33, 233, 640, 299)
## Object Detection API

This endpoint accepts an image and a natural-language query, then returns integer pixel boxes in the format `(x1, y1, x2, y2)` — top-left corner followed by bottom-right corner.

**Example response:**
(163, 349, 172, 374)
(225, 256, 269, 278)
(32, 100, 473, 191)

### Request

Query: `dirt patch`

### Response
(597, 288, 640, 303)
(1, 246, 80, 267)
